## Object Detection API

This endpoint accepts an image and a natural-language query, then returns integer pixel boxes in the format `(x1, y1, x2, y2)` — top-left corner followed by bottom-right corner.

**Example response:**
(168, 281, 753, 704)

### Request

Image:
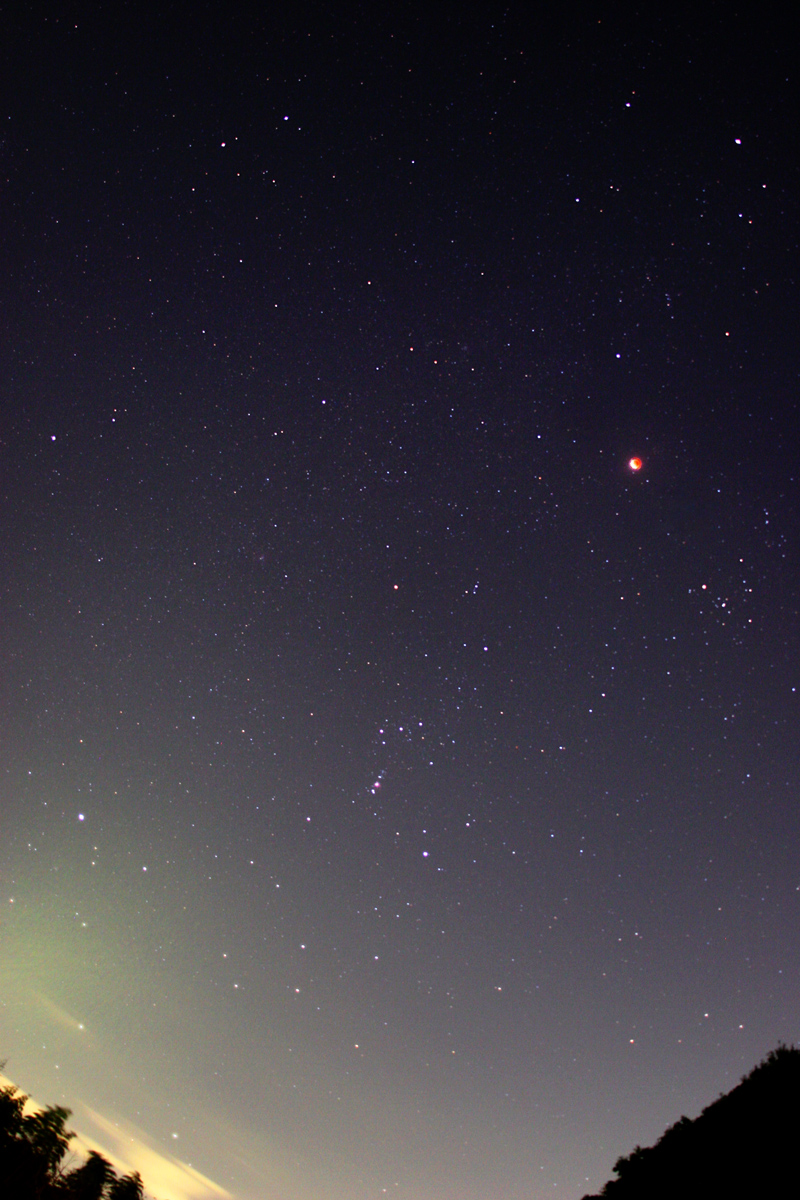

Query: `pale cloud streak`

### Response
(80, 1107, 233, 1200)
(0, 1071, 230, 1200)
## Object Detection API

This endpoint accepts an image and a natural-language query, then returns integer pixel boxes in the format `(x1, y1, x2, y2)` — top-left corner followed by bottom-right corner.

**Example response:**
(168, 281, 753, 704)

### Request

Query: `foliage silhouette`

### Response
(0, 1069, 146, 1200)
(581, 1044, 800, 1199)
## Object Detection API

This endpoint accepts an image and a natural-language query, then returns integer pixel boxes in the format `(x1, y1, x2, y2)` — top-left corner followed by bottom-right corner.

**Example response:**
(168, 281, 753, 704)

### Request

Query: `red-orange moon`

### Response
(629, 457, 643, 471)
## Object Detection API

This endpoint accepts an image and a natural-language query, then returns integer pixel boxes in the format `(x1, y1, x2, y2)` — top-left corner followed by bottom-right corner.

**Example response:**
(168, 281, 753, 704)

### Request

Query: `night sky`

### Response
(2, 6, 798, 1199)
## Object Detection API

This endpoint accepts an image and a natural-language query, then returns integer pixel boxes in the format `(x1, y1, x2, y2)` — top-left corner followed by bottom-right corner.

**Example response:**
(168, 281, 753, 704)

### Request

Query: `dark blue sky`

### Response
(2, 5, 798, 1199)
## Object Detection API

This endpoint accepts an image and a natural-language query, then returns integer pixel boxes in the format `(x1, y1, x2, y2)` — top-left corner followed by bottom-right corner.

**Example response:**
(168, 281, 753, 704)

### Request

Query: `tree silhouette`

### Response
(106, 1172, 145, 1200)
(581, 1044, 800, 1199)
(0, 1070, 148, 1200)
(61, 1149, 114, 1199)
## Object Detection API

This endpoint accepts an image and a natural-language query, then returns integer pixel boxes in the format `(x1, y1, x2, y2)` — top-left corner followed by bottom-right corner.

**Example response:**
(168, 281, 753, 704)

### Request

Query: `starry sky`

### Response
(1, 5, 798, 1199)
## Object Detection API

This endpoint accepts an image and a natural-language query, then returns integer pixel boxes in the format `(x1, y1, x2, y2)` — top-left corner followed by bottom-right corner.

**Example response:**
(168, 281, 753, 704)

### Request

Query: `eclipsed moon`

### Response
(629, 457, 643, 472)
